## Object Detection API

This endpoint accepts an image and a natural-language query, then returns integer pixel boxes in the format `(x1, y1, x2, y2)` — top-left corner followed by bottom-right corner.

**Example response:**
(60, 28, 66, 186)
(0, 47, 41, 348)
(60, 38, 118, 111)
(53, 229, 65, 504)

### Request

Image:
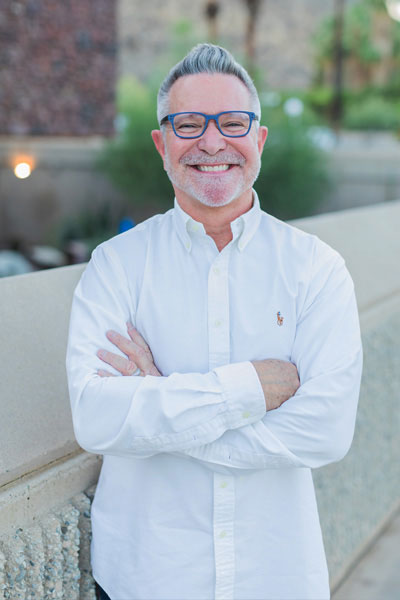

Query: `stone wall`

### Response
(0, 201, 399, 597)
(0, 0, 116, 135)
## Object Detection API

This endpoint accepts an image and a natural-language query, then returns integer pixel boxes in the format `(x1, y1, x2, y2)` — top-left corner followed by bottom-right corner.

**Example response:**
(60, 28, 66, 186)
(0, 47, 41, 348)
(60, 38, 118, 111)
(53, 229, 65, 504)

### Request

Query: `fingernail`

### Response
(97, 349, 105, 358)
(126, 321, 133, 330)
(107, 330, 116, 339)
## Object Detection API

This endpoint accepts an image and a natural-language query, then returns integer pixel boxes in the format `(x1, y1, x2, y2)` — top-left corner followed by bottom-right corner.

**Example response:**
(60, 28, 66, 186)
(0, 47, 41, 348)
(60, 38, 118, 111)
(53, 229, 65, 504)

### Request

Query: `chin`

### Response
(189, 180, 245, 208)
(195, 194, 236, 208)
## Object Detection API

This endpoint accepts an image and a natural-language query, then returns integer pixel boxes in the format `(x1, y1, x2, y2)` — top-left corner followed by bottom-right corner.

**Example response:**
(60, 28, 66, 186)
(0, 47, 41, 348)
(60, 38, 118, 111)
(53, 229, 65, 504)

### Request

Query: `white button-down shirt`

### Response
(66, 191, 362, 600)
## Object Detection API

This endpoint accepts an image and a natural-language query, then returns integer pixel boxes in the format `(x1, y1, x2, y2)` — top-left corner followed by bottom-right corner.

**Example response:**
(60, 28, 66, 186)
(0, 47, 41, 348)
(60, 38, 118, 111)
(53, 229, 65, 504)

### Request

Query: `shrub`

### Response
(97, 76, 172, 211)
(344, 96, 400, 130)
(255, 114, 331, 220)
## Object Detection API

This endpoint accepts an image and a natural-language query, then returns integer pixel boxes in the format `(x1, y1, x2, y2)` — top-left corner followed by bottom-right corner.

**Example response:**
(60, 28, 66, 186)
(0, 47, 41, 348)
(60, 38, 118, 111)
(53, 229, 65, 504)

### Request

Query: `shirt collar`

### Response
(173, 190, 261, 253)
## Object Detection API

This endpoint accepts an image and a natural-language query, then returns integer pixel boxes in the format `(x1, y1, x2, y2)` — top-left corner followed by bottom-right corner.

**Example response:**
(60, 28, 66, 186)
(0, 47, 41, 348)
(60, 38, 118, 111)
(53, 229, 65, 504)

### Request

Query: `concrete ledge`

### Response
(292, 200, 400, 314)
(0, 265, 84, 487)
(0, 451, 101, 538)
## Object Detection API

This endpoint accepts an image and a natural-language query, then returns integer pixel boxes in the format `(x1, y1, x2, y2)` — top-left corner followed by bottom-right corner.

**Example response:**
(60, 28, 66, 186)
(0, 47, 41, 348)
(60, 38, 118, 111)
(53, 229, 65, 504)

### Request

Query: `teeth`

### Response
(196, 164, 230, 172)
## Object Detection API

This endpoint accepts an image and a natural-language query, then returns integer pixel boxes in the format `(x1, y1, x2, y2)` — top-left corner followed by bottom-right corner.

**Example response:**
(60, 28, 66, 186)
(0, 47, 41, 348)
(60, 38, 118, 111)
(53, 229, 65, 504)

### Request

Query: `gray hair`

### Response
(157, 43, 261, 125)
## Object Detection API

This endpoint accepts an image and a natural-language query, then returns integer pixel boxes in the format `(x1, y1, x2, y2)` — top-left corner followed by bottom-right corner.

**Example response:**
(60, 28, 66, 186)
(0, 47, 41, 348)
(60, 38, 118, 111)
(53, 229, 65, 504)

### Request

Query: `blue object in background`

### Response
(118, 217, 135, 233)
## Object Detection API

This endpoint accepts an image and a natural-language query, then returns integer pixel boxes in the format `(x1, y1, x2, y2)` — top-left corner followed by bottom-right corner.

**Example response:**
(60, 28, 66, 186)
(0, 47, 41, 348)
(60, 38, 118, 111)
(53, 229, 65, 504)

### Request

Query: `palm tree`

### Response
(243, 0, 263, 78)
(204, 1, 221, 43)
(331, 0, 346, 128)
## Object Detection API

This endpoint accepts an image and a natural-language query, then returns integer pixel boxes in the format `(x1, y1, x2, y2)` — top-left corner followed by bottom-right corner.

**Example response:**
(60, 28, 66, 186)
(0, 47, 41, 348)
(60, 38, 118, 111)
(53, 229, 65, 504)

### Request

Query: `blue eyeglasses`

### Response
(160, 111, 259, 139)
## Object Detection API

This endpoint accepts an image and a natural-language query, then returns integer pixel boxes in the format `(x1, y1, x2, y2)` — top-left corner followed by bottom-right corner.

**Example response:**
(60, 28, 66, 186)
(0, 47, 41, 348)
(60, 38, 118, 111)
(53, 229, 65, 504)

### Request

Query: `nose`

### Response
(197, 119, 227, 155)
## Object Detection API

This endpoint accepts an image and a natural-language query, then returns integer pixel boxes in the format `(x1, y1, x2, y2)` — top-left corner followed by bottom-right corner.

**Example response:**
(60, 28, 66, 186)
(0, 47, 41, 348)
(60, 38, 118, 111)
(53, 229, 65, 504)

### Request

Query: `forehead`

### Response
(168, 73, 253, 114)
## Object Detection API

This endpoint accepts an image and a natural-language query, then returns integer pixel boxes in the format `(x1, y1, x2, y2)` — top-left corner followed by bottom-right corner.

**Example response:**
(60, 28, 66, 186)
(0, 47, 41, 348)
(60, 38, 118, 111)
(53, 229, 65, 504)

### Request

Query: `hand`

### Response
(97, 322, 162, 378)
(251, 359, 300, 411)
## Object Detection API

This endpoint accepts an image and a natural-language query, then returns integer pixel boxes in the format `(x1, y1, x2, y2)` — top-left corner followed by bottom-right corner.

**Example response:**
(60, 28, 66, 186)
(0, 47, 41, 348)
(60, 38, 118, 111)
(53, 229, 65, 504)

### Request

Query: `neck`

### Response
(177, 190, 253, 251)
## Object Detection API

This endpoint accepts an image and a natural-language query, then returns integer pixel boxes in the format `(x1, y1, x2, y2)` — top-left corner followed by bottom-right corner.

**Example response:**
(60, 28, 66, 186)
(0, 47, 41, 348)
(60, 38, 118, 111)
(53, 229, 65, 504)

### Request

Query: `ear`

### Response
(257, 125, 268, 155)
(151, 129, 166, 167)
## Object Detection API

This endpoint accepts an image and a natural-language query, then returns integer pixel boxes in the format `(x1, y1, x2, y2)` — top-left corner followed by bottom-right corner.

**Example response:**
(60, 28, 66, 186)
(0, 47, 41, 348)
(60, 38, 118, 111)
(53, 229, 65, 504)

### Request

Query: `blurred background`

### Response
(1, 0, 400, 276)
(1, 4, 399, 598)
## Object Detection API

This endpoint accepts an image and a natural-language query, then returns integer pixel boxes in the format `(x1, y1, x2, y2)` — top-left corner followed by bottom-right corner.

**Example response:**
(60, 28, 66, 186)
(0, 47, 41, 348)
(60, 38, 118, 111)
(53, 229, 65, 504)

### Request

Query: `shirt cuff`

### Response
(213, 361, 266, 428)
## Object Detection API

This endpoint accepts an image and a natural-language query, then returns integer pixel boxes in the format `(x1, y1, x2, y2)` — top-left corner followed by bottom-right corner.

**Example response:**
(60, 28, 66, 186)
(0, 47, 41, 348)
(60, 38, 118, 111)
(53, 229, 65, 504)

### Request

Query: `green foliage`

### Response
(55, 203, 119, 252)
(344, 2, 382, 64)
(255, 114, 331, 220)
(313, 1, 383, 66)
(313, 14, 337, 64)
(97, 76, 172, 210)
(310, 0, 400, 129)
(344, 95, 400, 130)
(303, 86, 335, 120)
(97, 21, 203, 213)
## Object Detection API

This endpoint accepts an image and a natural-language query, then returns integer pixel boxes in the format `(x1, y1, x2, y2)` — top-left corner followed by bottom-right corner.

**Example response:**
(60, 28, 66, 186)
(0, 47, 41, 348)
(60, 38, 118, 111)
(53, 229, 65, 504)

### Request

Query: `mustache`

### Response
(180, 152, 245, 167)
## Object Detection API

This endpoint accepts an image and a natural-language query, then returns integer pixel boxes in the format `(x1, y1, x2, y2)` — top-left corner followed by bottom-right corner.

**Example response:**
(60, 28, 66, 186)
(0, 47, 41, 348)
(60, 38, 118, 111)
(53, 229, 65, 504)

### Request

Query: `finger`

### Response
(126, 323, 162, 376)
(106, 329, 138, 355)
(107, 329, 153, 372)
(106, 330, 149, 367)
(126, 322, 152, 356)
(97, 349, 139, 376)
(97, 369, 115, 377)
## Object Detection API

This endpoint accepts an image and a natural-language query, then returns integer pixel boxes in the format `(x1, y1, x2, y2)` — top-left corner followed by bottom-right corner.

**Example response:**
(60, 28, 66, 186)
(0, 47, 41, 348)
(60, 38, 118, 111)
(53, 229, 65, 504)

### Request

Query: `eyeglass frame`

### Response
(160, 110, 259, 139)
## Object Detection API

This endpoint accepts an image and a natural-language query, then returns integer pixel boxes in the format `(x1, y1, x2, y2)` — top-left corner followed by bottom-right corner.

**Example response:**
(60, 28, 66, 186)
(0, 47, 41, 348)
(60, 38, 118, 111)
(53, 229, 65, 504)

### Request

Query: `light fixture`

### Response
(14, 162, 32, 179)
(386, 0, 400, 22)
(11, 154, 36, 179)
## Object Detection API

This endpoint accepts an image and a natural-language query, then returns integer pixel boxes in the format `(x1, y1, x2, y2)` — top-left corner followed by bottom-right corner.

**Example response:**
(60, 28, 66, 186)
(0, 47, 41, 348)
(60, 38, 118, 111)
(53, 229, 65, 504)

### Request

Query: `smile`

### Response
(194, 164, 232, 172)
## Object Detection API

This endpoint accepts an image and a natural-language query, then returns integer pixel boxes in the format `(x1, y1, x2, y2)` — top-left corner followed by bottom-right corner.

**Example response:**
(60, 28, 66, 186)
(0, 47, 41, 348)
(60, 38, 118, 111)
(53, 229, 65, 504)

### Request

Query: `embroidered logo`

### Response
(277, 311, 284, 326)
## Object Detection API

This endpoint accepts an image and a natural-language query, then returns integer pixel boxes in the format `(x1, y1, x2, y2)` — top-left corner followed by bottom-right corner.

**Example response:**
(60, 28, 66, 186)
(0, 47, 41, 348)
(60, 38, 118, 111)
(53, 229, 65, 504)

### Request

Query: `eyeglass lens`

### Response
(173, 112, 251, 137)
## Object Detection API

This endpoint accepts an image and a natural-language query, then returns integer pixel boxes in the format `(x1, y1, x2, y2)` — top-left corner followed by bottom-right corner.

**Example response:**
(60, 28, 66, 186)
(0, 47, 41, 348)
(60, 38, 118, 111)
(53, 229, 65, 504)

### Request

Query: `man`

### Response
(66, 44, 362, 600)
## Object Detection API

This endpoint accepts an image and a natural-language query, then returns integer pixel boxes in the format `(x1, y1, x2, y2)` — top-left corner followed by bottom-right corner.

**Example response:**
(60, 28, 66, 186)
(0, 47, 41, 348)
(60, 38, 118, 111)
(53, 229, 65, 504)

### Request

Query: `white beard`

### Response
(164, 149, 261, 208)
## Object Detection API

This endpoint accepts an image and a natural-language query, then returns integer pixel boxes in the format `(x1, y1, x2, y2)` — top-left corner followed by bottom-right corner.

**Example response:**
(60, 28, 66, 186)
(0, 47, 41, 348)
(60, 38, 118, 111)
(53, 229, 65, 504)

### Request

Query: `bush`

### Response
(54, 203, 119, 253)
(97, 77, 172, 211)
(304, 87, 334, 118)
(255, 114, 331, 220)
(344, 96, 400, 130)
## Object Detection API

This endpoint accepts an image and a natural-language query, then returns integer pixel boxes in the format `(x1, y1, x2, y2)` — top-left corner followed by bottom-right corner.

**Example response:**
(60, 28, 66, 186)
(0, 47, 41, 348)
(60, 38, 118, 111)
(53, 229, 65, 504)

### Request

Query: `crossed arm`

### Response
(66, 244, 362, 473)
(97, 323, 301, 413)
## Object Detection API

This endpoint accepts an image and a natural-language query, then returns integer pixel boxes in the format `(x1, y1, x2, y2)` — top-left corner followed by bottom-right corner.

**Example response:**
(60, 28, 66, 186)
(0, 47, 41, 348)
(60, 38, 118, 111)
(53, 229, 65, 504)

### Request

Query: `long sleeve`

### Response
(175, 250, 363, 473)
(66, 244, 266, 458)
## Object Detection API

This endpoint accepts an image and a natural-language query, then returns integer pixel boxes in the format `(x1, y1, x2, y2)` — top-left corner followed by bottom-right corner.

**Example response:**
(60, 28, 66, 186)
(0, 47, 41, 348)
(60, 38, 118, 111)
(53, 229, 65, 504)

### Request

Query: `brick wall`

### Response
(0, 0, 116, 135)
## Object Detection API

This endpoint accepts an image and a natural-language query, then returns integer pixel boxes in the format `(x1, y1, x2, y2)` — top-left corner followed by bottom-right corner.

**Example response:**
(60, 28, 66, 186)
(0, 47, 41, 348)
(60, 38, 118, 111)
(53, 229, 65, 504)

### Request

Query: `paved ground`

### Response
(332, 509, 400, 600)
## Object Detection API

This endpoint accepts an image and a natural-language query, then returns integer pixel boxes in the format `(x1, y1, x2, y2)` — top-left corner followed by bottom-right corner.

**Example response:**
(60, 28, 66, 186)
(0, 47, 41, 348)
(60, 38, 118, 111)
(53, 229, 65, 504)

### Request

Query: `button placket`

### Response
(208, 247, 235, 599)
(213, 473, 235, 600)
(208, 248, 231, 371)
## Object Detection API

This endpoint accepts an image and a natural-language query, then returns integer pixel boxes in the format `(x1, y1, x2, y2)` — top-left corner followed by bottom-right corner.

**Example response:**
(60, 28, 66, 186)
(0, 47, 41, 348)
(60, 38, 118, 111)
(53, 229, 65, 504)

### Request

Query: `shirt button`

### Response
(219, 531, 227, 538)
(214, 319, 222, 328)
(220, 481, 228, 488)
(242, 411, 250, 418)
(213, 267, 220, 275)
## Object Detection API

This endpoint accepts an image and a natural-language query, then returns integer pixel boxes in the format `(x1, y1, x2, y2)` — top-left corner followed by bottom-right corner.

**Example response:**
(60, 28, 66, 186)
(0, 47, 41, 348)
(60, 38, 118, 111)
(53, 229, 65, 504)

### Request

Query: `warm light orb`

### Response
(386, 0, 400, 22)
(14, 162, 32, 179)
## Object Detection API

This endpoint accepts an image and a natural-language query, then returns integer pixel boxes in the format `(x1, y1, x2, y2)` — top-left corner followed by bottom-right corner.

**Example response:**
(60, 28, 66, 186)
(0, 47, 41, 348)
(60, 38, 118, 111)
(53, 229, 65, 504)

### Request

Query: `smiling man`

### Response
(66, 44, 362, 600)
